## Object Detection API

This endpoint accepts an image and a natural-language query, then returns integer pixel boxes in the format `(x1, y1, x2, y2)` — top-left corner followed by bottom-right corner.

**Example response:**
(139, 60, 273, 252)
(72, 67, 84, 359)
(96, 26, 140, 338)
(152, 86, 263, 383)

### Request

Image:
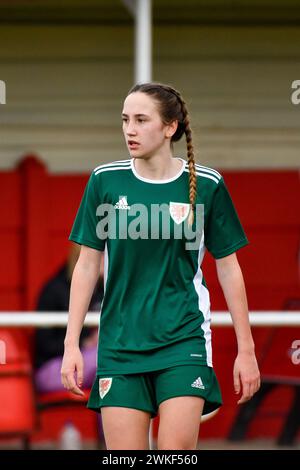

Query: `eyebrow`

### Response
(122, 113, 149, 118)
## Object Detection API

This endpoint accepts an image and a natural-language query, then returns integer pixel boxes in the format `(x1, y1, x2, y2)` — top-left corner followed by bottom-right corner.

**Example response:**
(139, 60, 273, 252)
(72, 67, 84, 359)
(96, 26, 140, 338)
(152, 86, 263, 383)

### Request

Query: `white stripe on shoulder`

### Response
(184, 169, 219, 185)
(95, 166, 131, 176)
(194, 164, 222, 179)
(94, 160, 131, 173)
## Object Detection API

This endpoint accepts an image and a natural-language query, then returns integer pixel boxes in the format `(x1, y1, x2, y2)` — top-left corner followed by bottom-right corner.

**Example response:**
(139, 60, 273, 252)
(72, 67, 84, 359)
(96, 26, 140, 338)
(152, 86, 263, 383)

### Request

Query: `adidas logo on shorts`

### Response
(191, 377, 205, 390)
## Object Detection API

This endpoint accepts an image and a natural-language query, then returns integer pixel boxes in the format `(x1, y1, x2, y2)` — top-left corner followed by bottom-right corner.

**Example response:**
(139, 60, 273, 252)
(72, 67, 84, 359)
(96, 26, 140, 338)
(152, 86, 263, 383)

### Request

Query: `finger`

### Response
(66, 373, 85, 396)
(237, 382, 251, 404)
(242, 374, 262, 402)
(61, 370, 69, 389)
(69, 384, 85, 396)
(257, 377, 261, 391)
(77, 363, 84, 388)
(254, 377, 261, 394)
(238, 395, 251, 405)
(63, 371, 73, 391)
(64, 371, 77, 392)
(233, 370, 240, 394)
(248, 378, 260, 398)
(253, 376, 261, 394)
(249, 381, 257, 398)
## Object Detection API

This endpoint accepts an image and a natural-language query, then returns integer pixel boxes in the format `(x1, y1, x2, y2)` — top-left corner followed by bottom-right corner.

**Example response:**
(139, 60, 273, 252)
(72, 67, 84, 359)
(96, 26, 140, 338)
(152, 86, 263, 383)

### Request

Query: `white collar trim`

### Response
(131, 157, 186, 184)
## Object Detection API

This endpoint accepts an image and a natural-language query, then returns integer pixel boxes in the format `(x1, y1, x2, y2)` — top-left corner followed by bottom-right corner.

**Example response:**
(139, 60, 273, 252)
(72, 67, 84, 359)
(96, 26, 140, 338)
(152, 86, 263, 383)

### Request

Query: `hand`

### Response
(233, 351, 260, 404)
(61, 345, 85, 396)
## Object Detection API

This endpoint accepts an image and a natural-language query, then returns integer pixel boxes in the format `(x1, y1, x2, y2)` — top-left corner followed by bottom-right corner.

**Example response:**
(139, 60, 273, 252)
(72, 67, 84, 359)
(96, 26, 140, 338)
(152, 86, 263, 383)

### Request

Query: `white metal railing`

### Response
(0, 312, 299, 327)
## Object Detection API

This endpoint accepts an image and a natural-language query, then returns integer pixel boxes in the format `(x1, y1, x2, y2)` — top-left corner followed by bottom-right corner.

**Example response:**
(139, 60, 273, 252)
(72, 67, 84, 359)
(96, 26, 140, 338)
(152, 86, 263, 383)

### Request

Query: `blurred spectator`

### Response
(34, 243, 103, 393)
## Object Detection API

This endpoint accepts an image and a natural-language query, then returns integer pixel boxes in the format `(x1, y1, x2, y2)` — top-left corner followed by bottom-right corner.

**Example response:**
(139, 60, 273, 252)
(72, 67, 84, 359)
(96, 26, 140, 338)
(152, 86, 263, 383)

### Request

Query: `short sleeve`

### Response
(69, 171, 105, 251)
(204, 177, 249, 259)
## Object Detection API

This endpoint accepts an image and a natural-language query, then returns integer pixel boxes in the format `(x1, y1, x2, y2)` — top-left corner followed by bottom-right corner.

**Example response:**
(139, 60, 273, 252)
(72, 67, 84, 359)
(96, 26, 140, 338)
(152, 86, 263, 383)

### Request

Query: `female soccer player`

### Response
(61, 82, 260, 450)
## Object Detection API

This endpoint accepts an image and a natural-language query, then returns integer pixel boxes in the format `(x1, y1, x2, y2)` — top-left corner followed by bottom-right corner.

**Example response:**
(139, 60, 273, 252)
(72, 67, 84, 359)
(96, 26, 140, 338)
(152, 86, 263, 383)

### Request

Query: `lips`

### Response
(128, 140, 140, 150)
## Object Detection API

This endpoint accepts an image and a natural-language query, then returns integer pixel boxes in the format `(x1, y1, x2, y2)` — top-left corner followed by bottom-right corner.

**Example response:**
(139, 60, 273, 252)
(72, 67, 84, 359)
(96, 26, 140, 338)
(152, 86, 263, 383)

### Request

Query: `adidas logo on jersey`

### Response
(191, 377, 205, 389)
(114, 196, 130, 210)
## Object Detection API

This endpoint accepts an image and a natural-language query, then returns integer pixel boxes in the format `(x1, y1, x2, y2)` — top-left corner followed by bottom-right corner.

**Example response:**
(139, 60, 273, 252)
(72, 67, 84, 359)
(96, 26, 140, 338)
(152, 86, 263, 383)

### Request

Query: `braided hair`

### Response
(128, 82, 197, 226)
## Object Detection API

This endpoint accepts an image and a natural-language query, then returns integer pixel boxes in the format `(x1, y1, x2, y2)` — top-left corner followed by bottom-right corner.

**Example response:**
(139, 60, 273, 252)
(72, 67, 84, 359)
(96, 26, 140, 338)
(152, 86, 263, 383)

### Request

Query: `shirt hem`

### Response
(69, 234, 105, 251)
(211, 238, 249, 259)
(97, 358, 213, 376)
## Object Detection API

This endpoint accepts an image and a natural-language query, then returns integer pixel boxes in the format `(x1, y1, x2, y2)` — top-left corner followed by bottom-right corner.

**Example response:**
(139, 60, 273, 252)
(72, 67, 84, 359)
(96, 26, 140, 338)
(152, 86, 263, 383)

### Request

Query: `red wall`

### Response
(0, 156, 91, 311)
(0, 155, 299, 441)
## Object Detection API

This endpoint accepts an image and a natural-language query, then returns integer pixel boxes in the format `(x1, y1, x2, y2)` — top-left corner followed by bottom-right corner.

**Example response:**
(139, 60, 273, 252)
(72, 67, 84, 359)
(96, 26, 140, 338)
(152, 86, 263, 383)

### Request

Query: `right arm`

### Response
(61, 245, 103, 395)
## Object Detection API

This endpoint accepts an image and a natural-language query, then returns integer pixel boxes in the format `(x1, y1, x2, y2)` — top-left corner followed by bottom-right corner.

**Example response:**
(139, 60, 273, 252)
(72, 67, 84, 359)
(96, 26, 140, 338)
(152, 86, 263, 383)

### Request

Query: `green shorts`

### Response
(87, 364, 222, 418)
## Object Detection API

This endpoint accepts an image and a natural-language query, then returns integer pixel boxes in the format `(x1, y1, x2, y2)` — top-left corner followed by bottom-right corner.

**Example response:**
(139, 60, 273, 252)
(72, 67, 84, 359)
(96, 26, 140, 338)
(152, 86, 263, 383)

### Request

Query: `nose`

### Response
(125, 120, 137, 136)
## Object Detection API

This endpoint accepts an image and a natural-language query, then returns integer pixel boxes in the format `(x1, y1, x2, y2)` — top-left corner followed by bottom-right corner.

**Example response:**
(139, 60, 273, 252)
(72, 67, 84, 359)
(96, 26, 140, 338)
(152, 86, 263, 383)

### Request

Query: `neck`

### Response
(134, 153, 183, 180)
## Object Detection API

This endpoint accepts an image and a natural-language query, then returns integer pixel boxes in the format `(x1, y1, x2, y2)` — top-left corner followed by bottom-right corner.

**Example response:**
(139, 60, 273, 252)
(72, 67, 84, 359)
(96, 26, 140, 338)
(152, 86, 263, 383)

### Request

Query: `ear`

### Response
(165, 120, 178, 139)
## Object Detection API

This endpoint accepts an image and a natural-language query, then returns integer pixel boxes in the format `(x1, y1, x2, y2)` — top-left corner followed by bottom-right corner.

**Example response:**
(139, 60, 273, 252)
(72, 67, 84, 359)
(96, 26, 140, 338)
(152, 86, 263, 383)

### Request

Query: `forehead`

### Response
(122, 92, 159, 115)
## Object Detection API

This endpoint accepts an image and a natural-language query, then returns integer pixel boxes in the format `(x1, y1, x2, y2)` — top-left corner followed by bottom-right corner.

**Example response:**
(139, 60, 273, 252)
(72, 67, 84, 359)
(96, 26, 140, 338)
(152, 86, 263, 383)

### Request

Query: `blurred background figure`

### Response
(34, 242, 103, 394)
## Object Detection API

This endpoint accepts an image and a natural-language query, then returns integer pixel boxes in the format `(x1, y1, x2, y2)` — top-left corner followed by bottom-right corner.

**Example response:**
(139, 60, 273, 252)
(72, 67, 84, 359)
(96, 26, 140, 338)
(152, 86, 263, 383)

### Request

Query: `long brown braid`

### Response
(180, 97, 197, 226)
(128, 82, 197, 226)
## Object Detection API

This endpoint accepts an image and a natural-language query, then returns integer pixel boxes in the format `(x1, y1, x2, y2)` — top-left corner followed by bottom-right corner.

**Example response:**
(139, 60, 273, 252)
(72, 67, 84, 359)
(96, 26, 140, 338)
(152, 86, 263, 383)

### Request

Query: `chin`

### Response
(129, 151, 146, 159)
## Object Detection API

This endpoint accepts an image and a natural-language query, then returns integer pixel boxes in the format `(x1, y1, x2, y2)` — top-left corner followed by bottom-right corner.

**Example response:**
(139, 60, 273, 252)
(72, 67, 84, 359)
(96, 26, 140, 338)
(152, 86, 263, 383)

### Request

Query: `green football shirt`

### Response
(69, 158, 249, 375)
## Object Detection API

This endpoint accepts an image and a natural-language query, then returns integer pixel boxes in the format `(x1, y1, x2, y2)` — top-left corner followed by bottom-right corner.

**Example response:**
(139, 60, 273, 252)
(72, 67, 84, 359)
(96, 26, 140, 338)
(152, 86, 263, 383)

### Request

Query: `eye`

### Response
(122, 117, 128, 123)
(137, 119, 146, 123)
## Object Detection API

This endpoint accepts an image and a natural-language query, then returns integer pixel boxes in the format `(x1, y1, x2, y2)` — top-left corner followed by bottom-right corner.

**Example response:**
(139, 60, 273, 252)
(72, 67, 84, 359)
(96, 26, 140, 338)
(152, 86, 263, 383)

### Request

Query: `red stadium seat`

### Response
(37, 389, 89, 410)
(0, 329, 36, 448)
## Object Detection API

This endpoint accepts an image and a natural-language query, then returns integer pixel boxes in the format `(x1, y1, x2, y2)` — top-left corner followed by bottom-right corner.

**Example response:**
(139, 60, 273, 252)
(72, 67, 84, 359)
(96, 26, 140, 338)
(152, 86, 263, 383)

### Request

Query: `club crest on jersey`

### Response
(99, 378, 113, 399)
(169, 202, 190, 224)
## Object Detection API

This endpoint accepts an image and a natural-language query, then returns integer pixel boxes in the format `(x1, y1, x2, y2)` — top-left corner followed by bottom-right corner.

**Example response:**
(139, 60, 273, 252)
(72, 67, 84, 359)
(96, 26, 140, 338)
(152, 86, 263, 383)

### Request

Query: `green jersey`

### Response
(69, 158, 249, 375)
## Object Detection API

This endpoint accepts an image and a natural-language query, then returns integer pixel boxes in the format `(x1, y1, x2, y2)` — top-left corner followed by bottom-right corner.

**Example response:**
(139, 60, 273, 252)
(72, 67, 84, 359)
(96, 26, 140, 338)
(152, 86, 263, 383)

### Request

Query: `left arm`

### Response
(216, 252, 260, 404)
